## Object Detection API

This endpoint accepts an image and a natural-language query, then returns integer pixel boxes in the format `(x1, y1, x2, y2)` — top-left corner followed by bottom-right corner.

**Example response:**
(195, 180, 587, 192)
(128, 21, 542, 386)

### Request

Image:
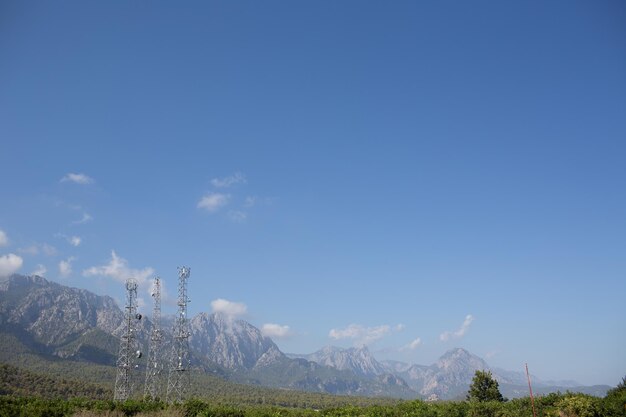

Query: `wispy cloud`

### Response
(0, 253, 23, 277)
(42, 243, 58, 256)
(440, 314, 475, 342)
(197, 193, 230, 213)
(32, 264, 47, 276)
(61, 173, 94, 185)
(18, 246, 39, 255)
(72, 212, 93, 225)
(211, 298, 247, 319)
(83, 251, 154, 286)
(0, 230, 8, 247)
(228, 210, 247, 223)
(243, 196, 257, 208)
(59, 257, 75, 278)
(261, 323, 291, 339)
(17, 243, 58, 257)
(243, 196, 273, 208)
(210, 172, 246, 188)
(329, 323, 403, 346)
(401, 337, 423, 351)
(56, 234, 82, 247)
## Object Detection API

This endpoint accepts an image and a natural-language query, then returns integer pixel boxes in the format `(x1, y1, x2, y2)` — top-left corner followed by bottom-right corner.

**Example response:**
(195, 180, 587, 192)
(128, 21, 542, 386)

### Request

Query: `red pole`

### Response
(526, 363, 537, 417)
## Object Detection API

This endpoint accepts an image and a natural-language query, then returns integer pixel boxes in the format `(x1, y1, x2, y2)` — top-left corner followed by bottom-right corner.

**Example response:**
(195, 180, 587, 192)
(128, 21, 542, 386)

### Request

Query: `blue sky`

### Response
(1, 1, 625, 386)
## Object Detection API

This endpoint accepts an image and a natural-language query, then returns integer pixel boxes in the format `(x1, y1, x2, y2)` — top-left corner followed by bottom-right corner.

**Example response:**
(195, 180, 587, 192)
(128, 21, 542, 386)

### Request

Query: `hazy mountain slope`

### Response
(289, 346, 388, 377)
(380, 348, 611, 400)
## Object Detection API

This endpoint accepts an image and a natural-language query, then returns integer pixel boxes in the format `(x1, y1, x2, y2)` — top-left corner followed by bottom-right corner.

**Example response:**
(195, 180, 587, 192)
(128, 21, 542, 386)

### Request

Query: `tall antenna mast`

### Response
(166, 266, 191, 403)
(526, 363, 537, 417)
(114, 278, 142, 401)
(144, 277, 163, 400)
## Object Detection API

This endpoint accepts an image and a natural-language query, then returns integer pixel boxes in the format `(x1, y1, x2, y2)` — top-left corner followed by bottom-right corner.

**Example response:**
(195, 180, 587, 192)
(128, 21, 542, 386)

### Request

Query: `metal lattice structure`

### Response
(166, 266, 191, 403)
(144, 277, 163, 400)
(114, 278, 142, 401)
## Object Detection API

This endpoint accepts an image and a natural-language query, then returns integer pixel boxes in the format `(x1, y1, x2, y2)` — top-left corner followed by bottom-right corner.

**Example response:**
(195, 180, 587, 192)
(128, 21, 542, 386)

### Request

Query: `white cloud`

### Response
(210, 172, 246, 188)
(0, 230, 8, 247)
(228, 210, 247, 223)
(396, 324, 406, 331)
(0, 253, 23, 277)
(32, 264, 47, 276)
(73, 212, 93, 224)
(261, 323, 291, 339)
(329, 324, 400, 346)
(17, 243, 57, 257)
(243, 196, 257, 207)
(440, 314, 475, 342)
(197, 193, 230, 213)
(211, 298, 247, 319)
(42, 243, 58, 256)
(61, 173, 94, 185)
(83, 251, 154, 288)
(402, 337, 423, 350)
(18, 245, 39, 255)
(58, 257, 75, 277)
(56, 234, 82, 247)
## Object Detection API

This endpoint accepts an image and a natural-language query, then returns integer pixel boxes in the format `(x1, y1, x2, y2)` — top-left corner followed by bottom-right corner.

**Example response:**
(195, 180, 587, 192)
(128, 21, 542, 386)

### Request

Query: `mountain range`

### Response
(0, 274, 611, 400)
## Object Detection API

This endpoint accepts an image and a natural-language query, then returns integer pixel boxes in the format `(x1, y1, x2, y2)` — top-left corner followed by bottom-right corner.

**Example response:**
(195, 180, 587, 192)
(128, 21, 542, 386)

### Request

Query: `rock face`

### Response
(423, 348, 490, 398)
(0, 274, 124, 346)
(291, 346, 388, 377)
(189, 312, 284, 370)
(380, 348, 508, 399)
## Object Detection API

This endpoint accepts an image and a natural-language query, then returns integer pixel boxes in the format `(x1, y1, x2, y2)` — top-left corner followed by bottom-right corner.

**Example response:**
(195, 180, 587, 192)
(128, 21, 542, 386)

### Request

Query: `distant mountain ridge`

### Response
(382, 348, 610, 400)
(288, 346, 387, 377)
(289, 346, 611, 400)
(0, 274, 415, 398)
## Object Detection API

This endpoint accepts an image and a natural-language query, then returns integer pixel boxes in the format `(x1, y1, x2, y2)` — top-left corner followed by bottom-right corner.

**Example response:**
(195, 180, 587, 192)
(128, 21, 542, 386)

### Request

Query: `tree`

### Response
(467, 370, 505, 402)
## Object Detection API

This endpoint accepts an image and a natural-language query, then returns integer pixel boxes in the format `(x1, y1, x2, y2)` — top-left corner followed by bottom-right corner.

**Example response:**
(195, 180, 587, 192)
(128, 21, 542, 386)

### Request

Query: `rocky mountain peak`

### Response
(0, 274, 124, 345)
(437, 348, 488, 371)
(294, 345, 388, 377)
(189, 312, 284, 370)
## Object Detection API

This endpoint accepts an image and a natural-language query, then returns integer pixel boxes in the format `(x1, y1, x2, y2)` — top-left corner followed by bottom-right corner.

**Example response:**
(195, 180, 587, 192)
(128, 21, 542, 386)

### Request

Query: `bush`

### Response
(554, 394, 602, 417)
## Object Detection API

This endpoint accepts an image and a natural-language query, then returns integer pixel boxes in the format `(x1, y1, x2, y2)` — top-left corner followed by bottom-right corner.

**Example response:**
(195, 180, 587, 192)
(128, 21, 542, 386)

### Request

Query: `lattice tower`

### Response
(114, 278, 142, 401)
(144, 277, 163, 400)
(166, 266, 191, 403)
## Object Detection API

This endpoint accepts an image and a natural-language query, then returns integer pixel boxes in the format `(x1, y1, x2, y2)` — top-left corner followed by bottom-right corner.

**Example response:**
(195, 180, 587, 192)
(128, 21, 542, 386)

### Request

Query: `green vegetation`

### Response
(466, 370, 505, 403)
(1, 365, 625, 417)
(0, 391, 625, 417)
(0, 364, 110, 399)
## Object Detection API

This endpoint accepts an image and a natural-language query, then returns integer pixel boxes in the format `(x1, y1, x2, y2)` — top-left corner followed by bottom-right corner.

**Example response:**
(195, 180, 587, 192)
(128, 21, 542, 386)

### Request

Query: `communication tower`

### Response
(114, 278, 142, 401)
(144, 277, 163, 399)
(166, 266, 191, 403)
